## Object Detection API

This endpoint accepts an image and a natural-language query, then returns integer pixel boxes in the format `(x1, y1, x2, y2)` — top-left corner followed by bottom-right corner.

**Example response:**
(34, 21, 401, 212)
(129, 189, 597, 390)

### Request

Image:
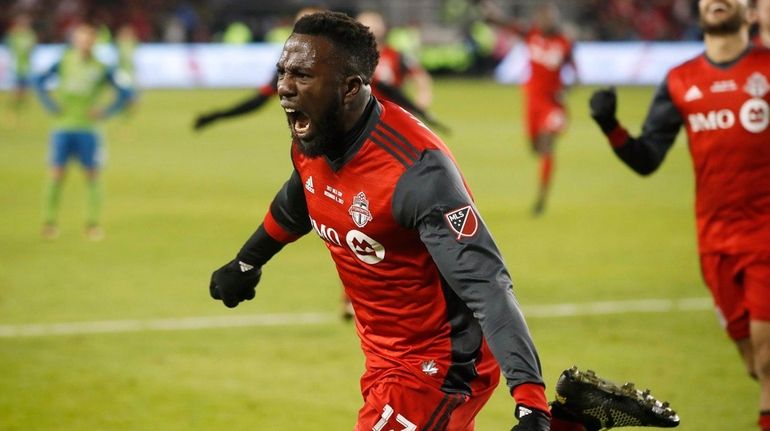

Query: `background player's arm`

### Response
(34, 62, 61, 114)
(194, 75, 278, 131)
(590, 80, 683, 175)
(374, 81, 450, 134)
(475, 0, 524, 35)
(98, 68, 134, 118)
(392, 149, 548, 414)
(209, 169, 311, 308)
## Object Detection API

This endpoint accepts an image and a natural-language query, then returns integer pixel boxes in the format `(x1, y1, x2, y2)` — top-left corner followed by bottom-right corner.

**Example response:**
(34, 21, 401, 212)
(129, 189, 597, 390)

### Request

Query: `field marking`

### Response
(0, 297, 712, 338)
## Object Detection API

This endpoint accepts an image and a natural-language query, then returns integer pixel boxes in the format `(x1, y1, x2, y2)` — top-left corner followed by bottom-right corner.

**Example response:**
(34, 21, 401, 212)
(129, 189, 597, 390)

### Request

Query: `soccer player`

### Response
(754, 0, 770, 46)
(356, 10, 434, 111)
(209, 11, 678, 431)
(588, 0, 770, 429)
(478, 1, 577, 216)
(4, 13, 37, 115)
(34, 23, 133, 240)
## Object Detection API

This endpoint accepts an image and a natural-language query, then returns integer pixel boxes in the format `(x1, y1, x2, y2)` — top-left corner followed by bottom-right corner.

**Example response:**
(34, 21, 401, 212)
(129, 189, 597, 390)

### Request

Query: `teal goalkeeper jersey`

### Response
(35, 49, 132, 130)
(6, 27, 36, 76)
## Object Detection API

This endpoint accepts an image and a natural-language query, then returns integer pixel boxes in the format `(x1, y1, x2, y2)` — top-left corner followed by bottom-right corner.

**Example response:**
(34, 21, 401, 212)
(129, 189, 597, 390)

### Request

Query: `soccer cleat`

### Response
(84, 224, 105, 242)
(41, 223, 60, 240)
(551, 366, 680, 431)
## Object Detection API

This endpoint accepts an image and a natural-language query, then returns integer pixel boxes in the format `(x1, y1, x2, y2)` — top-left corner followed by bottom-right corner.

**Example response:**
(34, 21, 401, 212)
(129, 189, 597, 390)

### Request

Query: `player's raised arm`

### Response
(392, 149, 550, 429)
(209, 169, 311, 308)
(194, 76, 278, 131)
(589, 82, 683, 176)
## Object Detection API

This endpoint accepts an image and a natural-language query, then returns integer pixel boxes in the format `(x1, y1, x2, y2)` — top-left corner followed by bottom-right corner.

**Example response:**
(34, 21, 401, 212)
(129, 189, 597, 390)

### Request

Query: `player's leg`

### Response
(744, 255, 770, 430)
(42, 131, 72, 239)
(532, 132, 555, 217)
(77, 131, 104, 240)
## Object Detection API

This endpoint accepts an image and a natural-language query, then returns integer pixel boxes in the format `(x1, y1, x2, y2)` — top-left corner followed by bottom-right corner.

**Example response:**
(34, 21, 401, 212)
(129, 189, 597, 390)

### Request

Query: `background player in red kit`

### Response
(356, 10, 434, 112)
(208, 11, 679, 431)
(478, 0, 576, 216)
(754, 0, 770, 46)
(589, 0, 770, 429)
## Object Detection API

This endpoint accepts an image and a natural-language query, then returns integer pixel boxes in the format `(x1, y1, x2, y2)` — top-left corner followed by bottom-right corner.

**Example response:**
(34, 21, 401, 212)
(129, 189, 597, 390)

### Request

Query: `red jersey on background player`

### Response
(480, 0, 577, 216)
(208, 11, 679, 431)
(590, 1, 770, 430)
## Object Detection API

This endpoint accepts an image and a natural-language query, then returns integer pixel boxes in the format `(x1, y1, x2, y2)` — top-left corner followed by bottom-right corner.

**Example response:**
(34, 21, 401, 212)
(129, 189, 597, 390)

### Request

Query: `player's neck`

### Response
(704, 30, 750, 63)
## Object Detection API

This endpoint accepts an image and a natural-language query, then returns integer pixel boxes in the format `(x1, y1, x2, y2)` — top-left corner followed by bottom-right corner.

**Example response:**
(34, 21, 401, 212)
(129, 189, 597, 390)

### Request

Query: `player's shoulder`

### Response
(377, 99, 447, 153)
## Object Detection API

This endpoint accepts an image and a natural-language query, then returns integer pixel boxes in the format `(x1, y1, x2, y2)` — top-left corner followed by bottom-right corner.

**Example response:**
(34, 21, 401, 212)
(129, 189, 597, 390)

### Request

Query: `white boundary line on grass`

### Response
(0, 297, 713, 338)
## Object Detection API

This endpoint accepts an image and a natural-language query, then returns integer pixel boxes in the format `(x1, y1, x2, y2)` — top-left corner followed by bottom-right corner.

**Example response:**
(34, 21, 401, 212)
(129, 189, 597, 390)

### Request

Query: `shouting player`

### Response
(589, 0, 770, 429)
(35, 23, 133, 240)
(209, 11, 678, 431)
(479, 0, 577, 216)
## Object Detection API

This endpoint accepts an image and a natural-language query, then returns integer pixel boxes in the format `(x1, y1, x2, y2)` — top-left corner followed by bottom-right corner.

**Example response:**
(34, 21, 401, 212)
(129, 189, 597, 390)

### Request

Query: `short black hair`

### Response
(292, 11, 379, 84)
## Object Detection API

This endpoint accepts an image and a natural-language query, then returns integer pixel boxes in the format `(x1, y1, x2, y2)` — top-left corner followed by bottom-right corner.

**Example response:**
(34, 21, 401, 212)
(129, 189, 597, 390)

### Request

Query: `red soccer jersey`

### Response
(524, 28, 573, 96)
(259, 98, 545, 398)
(373, 45, 416, 89)
(666, 49, 770, 254)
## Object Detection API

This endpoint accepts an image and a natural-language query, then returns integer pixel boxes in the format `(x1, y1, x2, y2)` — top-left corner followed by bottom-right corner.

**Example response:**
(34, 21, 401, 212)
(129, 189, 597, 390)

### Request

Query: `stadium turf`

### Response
(0, 80, 756, 430)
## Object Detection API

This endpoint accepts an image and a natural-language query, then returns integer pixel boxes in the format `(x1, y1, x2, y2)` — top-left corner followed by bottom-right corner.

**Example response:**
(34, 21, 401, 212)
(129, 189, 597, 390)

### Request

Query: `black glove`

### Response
(209, 259, 261, 308)
(194, 112, 221, 131)
(589, 87, 619, 134)
(511, 404, 551, 431)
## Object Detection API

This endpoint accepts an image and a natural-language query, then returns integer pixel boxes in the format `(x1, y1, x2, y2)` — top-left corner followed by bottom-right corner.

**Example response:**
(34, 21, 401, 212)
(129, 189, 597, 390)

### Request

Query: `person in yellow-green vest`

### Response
(34, 23, 133, 241)
(5, 13, 37, 113)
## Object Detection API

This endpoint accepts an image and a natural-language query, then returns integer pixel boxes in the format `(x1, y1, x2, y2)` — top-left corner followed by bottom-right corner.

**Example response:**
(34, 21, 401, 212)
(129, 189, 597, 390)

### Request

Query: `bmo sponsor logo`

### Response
(688, 110, 735, 132)
(688, 102, 769, 134)
(346, 230, 385, 265)
(311, 218, 342, 247)
(309, 217, 385, 264)
(739, 99, 770, 134)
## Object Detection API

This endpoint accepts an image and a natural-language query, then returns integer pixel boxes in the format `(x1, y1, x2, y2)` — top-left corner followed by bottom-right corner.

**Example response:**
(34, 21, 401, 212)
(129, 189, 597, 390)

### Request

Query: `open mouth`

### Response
(707, 1, 729, 15)
(285, 108, 311, 137)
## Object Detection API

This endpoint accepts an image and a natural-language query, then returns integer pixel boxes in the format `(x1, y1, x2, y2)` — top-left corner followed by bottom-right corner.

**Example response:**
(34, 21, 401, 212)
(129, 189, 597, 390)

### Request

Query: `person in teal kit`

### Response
(5, 13, 37, 115)
(34, 22, 133, 240)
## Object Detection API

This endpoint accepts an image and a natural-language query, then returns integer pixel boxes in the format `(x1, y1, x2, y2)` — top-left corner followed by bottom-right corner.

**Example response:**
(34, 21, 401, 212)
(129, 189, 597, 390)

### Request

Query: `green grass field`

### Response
(0, 80, 757, 430)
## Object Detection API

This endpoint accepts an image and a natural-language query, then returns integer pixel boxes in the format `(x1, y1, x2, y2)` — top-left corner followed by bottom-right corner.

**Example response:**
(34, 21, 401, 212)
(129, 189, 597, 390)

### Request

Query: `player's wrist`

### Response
(512, 382, 551, 418)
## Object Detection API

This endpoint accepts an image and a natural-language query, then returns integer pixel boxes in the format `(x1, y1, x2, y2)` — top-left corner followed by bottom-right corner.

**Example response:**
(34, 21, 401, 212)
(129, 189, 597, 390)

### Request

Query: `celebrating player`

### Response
(479, 0, 577, 216)
(589, 1, 770, 429)
(208, 11, 678, 431)
(34, 23, 133, 240)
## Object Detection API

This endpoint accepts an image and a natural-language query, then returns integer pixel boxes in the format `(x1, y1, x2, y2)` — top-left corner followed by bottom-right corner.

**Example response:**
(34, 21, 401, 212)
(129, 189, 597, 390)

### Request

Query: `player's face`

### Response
(72, 25, 97, 54)
(699, 0, 750, 35)
(277, 34, 347, 157)
(535, 4, 560, 34)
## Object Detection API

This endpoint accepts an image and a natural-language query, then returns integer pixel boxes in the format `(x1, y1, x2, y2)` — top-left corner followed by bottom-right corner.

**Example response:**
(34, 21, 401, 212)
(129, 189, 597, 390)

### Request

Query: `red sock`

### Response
(539, 155, 554, 189)
(759, 410, 770, 430)
(550, 416, 586, 431)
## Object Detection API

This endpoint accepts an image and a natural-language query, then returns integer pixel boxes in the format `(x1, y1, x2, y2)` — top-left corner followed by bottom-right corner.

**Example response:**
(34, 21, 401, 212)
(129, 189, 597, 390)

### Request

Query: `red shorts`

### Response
(700, 252, 770, 340)
(355, 367, 499, 431)
(525, 96, 567, 142)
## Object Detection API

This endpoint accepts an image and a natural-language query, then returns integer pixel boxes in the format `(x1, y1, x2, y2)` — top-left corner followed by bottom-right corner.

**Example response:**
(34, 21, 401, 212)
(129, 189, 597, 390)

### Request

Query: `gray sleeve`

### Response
(392, 149, 544, 390)
(614, 77, 684, 175)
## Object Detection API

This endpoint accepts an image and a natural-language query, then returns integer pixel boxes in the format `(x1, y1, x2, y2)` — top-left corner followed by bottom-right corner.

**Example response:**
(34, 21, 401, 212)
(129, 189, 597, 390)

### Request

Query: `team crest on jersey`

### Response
(744, 72, 769, 99)
(348, 192, 373, 228)
(444, 205, 479, 240)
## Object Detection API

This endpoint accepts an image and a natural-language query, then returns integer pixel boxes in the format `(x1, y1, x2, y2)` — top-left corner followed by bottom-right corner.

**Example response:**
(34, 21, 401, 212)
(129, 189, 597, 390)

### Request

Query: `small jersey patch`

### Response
(444, 205, 479, 240)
